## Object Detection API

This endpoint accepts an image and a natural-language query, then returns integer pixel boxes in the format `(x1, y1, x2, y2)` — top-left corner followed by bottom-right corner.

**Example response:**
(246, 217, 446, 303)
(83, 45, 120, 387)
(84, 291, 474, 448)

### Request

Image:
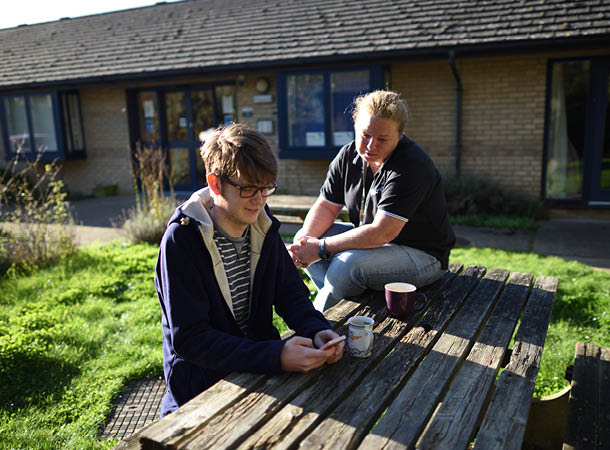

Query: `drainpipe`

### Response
(448, 50, 462, 177)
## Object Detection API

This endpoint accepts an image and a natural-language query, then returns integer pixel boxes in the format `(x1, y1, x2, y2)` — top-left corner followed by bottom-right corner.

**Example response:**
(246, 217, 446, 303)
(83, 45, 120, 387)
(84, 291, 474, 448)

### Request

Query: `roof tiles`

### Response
(0, 0, 609, 88)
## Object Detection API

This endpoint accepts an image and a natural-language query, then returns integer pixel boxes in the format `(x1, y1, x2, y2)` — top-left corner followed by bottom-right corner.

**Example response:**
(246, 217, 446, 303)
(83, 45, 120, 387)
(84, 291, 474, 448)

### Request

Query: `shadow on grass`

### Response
(0, 352, 79, 412)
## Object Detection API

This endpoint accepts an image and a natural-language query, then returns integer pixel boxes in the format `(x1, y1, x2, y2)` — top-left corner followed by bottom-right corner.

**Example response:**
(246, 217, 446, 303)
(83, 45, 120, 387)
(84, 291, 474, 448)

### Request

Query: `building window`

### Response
(61, 92, 86, 154)
(0, 91, 85, 160)
(545, 61, 589, 199)
(278, 67, 382, 159)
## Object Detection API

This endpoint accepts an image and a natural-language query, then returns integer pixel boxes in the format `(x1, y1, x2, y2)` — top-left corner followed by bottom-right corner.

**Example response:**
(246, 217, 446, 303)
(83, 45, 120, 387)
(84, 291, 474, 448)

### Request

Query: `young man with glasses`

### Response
(155, 123, 343, 417)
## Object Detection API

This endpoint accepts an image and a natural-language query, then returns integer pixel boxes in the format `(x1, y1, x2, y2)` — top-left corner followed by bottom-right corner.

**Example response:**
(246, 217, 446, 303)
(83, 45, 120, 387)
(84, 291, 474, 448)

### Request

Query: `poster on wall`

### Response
(305, 131, 325, 147)
(333, 131, 354, 146)
(222, 96, 234, 114)
(143, 100, 155, 118)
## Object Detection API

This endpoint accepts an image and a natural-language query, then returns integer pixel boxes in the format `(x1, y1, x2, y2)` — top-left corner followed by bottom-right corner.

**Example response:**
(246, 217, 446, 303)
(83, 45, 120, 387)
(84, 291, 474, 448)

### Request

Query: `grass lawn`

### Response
(0, 242, 608, 449)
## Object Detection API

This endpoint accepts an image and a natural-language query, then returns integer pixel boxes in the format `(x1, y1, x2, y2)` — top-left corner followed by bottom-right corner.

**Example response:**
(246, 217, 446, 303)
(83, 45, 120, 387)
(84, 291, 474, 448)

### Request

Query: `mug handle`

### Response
(363, 330, 374, 352)
(413, 292, 427, 313)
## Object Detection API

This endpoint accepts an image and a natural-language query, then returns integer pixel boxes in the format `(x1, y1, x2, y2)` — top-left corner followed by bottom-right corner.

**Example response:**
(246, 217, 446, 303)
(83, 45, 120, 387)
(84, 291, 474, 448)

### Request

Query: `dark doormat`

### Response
(100, 377, 165, 440)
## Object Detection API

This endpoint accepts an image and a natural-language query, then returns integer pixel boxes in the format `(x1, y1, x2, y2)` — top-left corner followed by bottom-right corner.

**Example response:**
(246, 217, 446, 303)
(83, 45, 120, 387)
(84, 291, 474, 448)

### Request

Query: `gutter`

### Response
(448, 50, 462, 176)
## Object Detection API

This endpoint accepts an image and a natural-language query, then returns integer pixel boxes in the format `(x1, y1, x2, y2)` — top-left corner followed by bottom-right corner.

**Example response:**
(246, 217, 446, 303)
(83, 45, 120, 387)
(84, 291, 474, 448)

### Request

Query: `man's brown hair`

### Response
(200, 123, 278, 185)
(352, 90, 409, 135)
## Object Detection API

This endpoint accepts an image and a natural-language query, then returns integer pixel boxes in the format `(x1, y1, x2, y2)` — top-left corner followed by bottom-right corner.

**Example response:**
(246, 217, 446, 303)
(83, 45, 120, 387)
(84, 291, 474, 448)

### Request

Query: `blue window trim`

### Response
(0, 90, 86, 162)
(277, 66, 383, 160)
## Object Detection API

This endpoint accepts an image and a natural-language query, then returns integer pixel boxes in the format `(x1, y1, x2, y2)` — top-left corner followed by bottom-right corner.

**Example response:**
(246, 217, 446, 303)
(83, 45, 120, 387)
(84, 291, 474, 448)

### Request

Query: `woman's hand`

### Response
(288, 236, 320, 268)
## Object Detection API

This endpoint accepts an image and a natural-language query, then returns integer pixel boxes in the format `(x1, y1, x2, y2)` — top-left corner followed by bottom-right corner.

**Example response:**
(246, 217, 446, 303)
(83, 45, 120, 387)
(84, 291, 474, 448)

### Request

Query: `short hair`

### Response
(200, 123, 278, 185)
(352, 90, 408, 135)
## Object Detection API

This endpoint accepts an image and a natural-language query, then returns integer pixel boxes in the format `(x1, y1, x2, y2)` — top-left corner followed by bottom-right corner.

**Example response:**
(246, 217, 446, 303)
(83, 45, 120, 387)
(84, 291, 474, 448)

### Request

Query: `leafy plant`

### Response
(0, 147, 76, 274)
(119, 142, 178, 244)
(444, 174, 546, 220)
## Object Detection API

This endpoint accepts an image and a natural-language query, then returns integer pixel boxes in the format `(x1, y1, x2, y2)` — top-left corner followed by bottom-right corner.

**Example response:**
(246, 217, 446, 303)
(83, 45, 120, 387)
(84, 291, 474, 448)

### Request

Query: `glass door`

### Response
(544, 57, 610, 203)
(134, 84, 236, 192)
(587, 58, 610, 202)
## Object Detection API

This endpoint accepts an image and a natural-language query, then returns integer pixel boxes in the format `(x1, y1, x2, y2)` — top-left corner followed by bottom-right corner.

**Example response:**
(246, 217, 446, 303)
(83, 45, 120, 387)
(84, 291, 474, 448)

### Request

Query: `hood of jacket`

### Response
(168, 187, 277, 315)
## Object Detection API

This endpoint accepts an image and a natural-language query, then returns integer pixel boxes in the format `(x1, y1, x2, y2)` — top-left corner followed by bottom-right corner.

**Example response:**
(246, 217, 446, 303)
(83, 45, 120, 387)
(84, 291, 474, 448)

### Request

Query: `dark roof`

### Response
(1, 0, 609, 89)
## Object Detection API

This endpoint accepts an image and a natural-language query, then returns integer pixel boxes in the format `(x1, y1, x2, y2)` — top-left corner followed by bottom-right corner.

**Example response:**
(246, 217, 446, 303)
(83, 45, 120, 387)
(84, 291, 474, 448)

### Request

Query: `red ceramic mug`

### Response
(384, 282, 427, 318)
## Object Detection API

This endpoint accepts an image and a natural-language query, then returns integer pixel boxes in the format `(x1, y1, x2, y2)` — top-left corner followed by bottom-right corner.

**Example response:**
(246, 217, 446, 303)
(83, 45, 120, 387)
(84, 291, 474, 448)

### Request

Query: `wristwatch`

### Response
(318, 238, 331, 260)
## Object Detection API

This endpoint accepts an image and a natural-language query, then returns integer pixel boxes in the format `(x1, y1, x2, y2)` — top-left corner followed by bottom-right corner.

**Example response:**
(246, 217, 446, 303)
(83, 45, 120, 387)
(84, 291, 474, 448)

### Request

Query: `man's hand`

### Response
(280, 336, 330, 372)
(314, 329, 344, 364)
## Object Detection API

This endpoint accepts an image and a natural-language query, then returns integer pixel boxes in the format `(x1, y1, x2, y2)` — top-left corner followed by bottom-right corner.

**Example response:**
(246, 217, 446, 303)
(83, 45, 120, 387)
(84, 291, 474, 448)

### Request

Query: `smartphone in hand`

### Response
(319, 335, 346, 351)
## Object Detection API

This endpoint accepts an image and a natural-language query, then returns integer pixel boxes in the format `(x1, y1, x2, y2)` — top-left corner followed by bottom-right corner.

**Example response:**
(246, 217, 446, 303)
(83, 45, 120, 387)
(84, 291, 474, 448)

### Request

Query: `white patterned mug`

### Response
(347, 316, 374, 358)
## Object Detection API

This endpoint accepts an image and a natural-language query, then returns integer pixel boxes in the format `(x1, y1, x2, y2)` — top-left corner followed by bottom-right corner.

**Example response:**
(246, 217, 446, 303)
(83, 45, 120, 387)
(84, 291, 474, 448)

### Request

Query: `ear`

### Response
(207, 173, 222, 195)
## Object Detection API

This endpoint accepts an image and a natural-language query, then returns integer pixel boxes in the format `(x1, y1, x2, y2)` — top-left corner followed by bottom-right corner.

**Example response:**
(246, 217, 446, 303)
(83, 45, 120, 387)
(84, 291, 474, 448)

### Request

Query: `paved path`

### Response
(62, 195, 610, 271)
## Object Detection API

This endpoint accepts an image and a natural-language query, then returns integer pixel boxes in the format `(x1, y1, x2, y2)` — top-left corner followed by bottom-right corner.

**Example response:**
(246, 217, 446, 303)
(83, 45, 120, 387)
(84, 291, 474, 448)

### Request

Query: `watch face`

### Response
(255, 78, 270, 93)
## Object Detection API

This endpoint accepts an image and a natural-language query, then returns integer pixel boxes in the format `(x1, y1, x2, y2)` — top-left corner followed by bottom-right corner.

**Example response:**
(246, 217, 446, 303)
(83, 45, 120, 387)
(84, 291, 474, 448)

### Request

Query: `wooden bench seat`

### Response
(563, 342, 610, 450)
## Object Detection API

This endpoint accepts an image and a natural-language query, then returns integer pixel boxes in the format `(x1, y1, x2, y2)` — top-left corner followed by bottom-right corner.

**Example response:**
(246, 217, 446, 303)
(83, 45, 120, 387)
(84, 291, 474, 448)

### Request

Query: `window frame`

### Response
(0, 90, 86, 162)
(542, 55, 610, 204)
(277, 66, 383, 159)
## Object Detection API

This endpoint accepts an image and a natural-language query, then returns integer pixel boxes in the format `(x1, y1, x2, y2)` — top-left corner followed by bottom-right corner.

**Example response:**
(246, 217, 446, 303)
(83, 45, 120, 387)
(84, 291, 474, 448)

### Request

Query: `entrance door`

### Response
(545, 56, 610, 204)
(586, 58, 610, 203)
(164, 89, 215, 190)
(133, 84, 236, 192)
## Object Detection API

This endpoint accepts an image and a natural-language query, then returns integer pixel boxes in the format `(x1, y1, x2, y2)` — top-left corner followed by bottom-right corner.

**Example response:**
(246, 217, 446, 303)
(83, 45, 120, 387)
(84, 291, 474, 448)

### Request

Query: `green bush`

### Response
(0, 151, 76, 274)
(444, 174, 546, 219)
(120, 196, 177, 245)
(119, 142, 178, 244)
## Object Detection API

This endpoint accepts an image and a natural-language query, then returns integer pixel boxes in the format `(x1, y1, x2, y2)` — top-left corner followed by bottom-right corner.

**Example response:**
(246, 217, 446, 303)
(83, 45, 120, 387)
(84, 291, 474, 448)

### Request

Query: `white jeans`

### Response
(304, 223, 444, 311)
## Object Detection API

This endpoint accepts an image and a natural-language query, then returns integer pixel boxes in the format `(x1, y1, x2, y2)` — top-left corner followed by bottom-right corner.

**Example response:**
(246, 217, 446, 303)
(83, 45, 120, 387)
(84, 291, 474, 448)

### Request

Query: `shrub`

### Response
(121, 196, 177, 245)
(0, 149, 76, 274)
(444, 174, 546, 219)
(120, 142, 178, 244)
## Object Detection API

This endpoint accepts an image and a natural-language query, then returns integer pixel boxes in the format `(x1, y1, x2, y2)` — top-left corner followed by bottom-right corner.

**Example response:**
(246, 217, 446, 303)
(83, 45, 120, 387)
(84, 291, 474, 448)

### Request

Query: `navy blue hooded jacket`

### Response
(155, 188, 331, 417)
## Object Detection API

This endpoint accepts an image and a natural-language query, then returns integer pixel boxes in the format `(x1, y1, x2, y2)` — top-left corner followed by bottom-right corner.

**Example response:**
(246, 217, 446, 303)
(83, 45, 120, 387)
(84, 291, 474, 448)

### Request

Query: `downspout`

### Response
(448, 50, 462, 177)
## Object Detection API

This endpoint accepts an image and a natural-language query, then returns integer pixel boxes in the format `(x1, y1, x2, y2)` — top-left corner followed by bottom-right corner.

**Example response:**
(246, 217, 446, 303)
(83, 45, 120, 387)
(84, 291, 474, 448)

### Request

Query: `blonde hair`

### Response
(200, 123, 278, 185)
(352, 90, 408, 135)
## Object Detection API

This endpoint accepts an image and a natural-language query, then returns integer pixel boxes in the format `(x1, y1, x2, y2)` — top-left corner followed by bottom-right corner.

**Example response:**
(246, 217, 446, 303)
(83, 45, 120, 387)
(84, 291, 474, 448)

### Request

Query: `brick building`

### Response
(0, 0, 609, 207)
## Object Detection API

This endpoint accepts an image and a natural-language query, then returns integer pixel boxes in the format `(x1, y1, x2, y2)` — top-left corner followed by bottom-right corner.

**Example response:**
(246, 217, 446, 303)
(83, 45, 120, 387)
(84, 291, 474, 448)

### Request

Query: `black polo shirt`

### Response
(320, 135, 455, 269)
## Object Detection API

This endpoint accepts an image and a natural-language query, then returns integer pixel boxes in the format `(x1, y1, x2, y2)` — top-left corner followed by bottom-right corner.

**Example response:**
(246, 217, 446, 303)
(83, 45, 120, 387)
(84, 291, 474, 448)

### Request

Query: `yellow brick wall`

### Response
(391, 48, 608, 198)
(392, 54, 546, 196)
(61, 86, 134, 196)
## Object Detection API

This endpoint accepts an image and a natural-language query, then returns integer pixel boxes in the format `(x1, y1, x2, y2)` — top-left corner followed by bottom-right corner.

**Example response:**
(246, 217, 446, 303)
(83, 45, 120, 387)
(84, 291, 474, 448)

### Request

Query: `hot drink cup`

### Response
(384, 282, 427, 318)
(347, 316, 374, 358)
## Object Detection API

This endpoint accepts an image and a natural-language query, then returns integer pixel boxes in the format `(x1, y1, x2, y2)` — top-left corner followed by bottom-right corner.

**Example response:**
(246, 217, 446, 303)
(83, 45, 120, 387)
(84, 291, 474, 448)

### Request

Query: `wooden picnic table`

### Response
(137, 263, 558, 450)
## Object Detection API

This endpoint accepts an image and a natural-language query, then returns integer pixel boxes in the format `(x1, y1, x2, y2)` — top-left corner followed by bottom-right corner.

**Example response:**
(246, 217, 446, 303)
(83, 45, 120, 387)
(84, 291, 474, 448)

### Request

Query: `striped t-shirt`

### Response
(213, 225, 251, 334)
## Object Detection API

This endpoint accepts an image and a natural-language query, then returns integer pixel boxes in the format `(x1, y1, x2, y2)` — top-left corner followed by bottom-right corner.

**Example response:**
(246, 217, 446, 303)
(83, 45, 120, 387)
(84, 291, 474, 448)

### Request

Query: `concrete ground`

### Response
(66, 194, 610, 271)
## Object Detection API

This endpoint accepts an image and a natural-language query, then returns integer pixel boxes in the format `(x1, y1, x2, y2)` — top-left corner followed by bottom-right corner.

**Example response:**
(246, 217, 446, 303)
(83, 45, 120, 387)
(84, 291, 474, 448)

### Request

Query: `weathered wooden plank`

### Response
(417, 272, 534, 450)
(564, 342, 598, 450)
(474, 275, 558, 450)
(357, 267, 505, 450)
(235, 266, 461, 450)
(297, 265, 485, 450)
(139, 372, 267, 450)
(563, 342, 610, 450)
(139, 263, 463, 450)
(598, 345, 610, 450)
(165, 288, 392, 449)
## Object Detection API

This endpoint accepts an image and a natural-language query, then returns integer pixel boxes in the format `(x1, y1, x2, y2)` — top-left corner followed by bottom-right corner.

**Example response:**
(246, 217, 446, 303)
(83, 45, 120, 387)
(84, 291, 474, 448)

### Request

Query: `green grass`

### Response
(1, 242, 608, 448)
(0, 242, 161, 450)
(451, 247, 610, 397)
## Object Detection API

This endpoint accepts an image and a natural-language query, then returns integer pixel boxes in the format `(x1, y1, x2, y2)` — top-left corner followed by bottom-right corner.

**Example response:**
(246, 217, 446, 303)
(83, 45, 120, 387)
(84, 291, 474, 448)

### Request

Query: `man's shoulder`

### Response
(162, 215, 204, 248)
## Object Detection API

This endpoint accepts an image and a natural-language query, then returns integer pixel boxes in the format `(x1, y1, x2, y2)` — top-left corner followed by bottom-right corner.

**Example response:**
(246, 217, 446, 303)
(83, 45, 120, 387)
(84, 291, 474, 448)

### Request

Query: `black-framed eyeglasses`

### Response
(221, 177, 278, 198)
